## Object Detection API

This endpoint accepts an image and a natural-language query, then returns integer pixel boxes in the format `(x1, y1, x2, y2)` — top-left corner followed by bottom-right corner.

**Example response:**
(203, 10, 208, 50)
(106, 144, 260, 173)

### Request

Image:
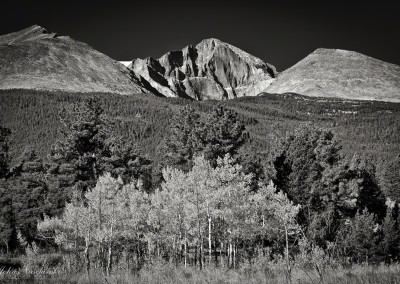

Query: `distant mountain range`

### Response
(1, 25, 399, 102)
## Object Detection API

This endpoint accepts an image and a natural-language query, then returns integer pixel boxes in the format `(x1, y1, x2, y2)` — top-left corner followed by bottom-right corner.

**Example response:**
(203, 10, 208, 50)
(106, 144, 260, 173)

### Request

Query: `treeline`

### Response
(0, 97, 400, 281)
(1, 89, 399, 167)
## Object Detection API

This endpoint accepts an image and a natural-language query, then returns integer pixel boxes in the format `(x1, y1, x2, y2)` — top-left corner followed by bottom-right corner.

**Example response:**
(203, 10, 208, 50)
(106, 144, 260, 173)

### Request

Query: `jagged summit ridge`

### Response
(130, 38, 277, 100)
(0, 25, 59, 45)
(197, 38, 271, 68)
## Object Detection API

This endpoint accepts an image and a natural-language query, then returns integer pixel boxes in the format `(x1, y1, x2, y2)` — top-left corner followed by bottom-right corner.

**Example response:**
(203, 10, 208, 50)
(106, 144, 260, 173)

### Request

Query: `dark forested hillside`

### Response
(1, 89, 399, 167)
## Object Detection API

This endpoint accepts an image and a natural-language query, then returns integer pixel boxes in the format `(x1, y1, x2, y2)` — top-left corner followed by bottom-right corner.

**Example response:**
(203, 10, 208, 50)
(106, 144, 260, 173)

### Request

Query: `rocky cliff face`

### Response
(266, 48, 400, 102)
(129, 38, 277, 100)
(0, 25, 148, 95)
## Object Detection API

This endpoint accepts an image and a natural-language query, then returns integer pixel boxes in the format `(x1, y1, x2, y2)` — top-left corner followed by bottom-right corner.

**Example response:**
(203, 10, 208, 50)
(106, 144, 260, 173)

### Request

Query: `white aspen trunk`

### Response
(194, 246, 197, 267)
(85, 205, 91, 279)
(227, 242, 230, 268)
(184, 233, 187, 267)
(84, 239, 90, 276)
(213, 238, 218, 265)
(107, 242, 112, 275)
(196, 196, 202, 269)
(285, 226, 292, 283)
(208, 215, 212, 265)
(220, 241, 224, 267)
(175, 237, 178, 265)
(172, 236, 176, 264)
(106, 203, 114, 275)
(233, 242, 236, 269)
(200, 239, 203, 269)
(147, 241, 152, 261)
(98, 185, 103, 271)
(128, 249, 131, 271)
(178, 214, 182, 264)
(228, 242, 232, 268)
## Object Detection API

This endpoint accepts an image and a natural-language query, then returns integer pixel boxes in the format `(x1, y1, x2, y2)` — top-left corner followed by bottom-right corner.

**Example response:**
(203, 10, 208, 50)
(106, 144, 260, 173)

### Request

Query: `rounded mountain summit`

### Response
(266, 48, 400, 102)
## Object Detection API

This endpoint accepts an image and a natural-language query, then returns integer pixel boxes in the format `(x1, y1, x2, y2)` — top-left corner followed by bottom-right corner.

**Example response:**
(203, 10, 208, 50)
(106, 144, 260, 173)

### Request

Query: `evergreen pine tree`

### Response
(8, 149, 48, 243)
(0, 125, 11, 179)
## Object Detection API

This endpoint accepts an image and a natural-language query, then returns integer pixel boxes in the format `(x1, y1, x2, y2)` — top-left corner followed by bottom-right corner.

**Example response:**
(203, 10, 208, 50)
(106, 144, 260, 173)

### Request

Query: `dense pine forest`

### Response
(1, 89, 399, 163)
(1, 90, 400, 283)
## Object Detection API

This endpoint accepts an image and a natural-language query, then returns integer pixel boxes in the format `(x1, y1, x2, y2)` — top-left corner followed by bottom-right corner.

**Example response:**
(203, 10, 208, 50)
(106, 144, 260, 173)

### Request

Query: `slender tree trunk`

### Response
(178, 214, 183, 265)
(214, 238, 218, 266)
(106, 242, 112, 275)
(233, 242, 236, 269)
(85, 206, 91, 279)
(196, 198, 202, 269)
(106, 202, 115, 275)
(208, 216, 212, 265)
(314, 263, 324, 284)
(203, 243, 206, 267)
(227, 242, 230, 268)
(184, 233, 187, 267)
(84, 239, 90, 280)
(172, 237, 176, 264)
(228, 242, 232, 268)
(199, 241, 203, 270)
(194, 246, 198, 267)
(220, 241, 224, 267)
(98, 180, 103, 271)
(74, 233, 78, 265)
(285, 226, 292, 284)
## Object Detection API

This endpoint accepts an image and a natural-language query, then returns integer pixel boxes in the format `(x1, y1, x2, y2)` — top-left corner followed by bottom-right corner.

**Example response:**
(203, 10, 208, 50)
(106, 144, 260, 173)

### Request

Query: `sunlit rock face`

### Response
(130, 38, 277, 100)
(266, 48, 400, 102)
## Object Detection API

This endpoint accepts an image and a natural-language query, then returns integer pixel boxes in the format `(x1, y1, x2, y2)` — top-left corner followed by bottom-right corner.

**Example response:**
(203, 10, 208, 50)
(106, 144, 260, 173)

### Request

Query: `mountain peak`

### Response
(0, 24, 58, 45)
(198, 38, 223, 45)
(27, 24, 49, 33)
(195, 38, 273, 70)
(131, 38, 277, 100)
(312, 48, 362, 56)
(309, 48, 386, 62)
(266, 47, 400, 102)
(0, 25, 147, 94)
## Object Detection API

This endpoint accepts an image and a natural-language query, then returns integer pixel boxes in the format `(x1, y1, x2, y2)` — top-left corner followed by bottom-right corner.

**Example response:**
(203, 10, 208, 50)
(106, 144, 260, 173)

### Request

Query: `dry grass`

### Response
(4, 262, 399, 284)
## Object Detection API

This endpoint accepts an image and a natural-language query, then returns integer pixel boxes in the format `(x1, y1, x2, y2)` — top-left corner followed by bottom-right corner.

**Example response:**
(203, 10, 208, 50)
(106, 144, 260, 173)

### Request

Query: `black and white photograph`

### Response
(0, 0, 400, 283)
